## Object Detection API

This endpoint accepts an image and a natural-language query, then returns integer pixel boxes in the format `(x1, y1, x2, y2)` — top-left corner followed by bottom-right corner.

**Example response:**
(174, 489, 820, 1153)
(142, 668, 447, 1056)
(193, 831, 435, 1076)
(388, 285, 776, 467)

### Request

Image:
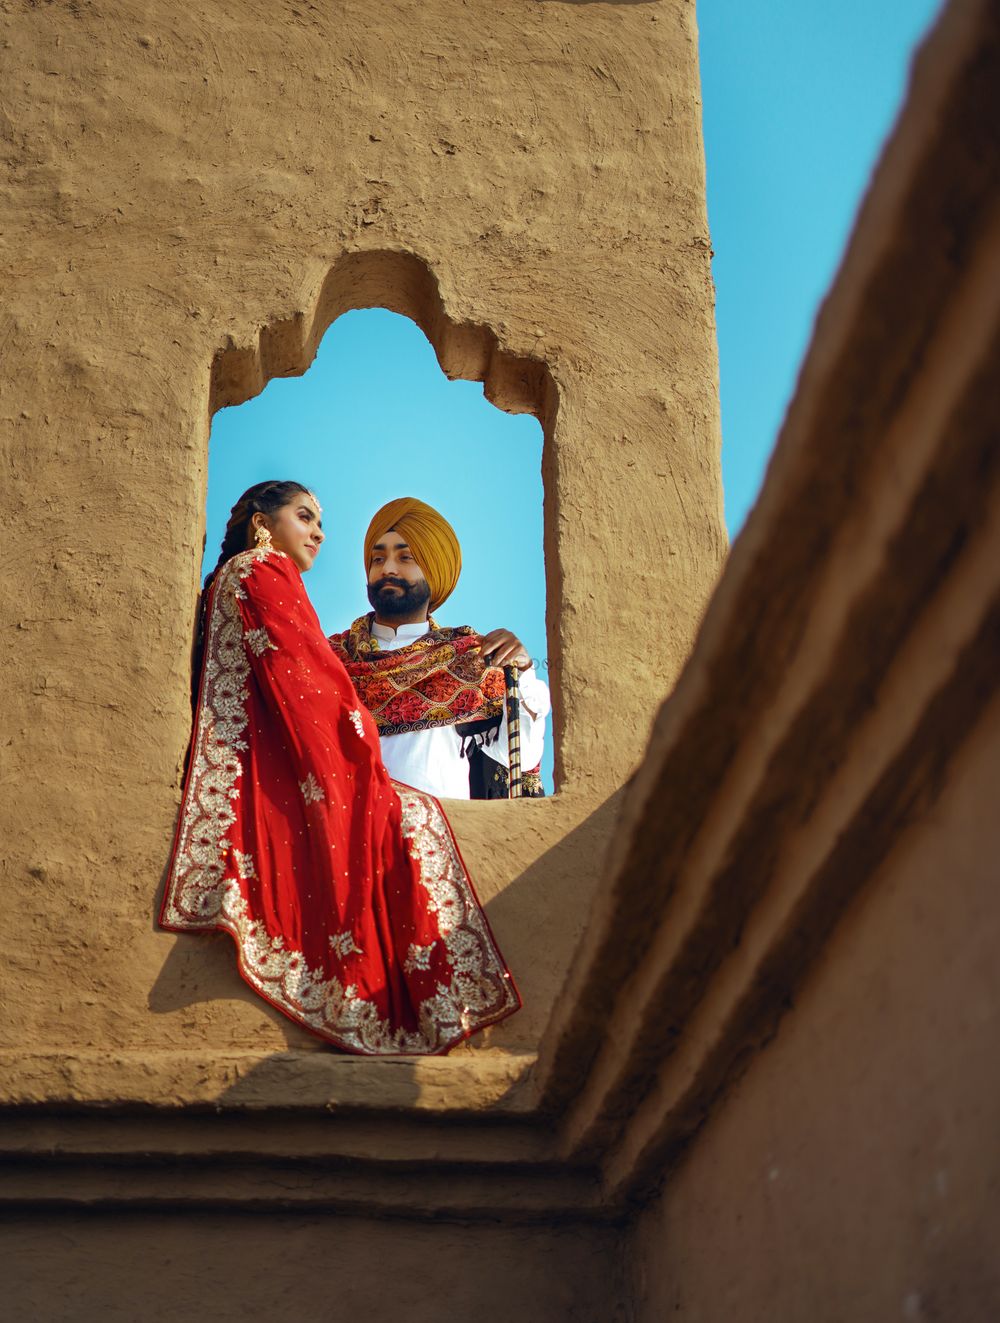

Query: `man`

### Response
(328, 496, 550, 800)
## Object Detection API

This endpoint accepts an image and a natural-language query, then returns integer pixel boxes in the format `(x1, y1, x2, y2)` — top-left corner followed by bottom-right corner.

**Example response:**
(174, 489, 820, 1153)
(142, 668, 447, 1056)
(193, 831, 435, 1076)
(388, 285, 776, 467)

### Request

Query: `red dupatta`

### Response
(159, 546, 520, 1054)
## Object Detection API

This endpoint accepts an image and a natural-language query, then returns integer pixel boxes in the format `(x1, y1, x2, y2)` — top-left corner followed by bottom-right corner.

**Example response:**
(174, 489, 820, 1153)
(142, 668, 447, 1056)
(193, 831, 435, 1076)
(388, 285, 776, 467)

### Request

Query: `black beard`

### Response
(367, 576, 432, 618)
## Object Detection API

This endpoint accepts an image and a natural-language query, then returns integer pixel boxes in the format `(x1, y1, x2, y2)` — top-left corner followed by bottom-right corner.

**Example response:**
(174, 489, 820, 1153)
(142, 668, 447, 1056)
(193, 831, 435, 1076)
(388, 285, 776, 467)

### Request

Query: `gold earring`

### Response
(254, 523, 272, 549)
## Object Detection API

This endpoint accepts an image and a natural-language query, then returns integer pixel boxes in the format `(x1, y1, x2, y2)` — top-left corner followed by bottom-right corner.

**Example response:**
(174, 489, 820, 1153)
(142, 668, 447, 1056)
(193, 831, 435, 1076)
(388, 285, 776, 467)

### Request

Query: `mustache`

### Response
(367, 574, 431, 617)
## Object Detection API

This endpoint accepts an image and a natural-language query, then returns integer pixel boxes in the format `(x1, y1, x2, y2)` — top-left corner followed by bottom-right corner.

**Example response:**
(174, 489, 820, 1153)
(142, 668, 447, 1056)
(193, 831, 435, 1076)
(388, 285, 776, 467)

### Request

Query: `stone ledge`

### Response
(0, 1159, 609, 1223)
(0, 1050, 538, 1115)
(0, 1111, 551, 1165)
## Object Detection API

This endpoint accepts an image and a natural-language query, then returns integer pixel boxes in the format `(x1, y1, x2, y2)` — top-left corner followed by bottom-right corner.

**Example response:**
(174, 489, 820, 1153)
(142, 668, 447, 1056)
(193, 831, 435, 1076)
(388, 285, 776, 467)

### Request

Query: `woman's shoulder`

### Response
(214, 547, 301, 597)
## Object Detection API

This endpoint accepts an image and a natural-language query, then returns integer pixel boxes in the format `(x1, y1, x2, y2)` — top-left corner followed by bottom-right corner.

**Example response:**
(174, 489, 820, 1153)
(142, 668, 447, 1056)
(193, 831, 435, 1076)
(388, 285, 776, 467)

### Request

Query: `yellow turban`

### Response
(364, 497, 462, 612)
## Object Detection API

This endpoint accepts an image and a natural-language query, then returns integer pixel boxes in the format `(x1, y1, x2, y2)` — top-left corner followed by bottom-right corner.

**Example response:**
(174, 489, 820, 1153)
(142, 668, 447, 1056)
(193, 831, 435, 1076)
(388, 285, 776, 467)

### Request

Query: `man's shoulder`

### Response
(432, 623, 478, 641)
(327, 615, 372, 646)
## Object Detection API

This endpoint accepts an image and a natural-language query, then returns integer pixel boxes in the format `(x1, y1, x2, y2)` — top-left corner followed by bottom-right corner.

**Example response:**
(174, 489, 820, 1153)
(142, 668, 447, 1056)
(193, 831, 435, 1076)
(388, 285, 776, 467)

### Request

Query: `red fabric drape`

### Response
(159, 547, 520, 1054)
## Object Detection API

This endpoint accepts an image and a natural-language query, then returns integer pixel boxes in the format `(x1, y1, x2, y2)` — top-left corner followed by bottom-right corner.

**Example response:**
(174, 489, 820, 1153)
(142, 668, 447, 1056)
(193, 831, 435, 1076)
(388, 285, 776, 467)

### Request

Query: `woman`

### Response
(160, 480, 520, 1054)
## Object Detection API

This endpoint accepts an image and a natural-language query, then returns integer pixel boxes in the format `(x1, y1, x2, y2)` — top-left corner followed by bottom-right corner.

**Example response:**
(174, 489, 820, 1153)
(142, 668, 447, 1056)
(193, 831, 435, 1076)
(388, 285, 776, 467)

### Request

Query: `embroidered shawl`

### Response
(160, 548, 520, 1054)
(327, 614, 506, 737)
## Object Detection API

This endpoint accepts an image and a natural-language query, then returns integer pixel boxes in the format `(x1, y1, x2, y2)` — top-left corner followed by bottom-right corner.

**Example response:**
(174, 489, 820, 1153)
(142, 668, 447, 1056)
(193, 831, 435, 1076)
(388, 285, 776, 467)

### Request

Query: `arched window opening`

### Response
(205, 307, 551, 793)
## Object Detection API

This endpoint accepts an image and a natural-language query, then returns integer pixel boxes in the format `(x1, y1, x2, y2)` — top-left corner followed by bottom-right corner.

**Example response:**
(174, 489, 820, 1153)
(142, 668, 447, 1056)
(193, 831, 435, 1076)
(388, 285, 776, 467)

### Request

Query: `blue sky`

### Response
(205, 0, 943, 790)
(700, 0, 943, 528)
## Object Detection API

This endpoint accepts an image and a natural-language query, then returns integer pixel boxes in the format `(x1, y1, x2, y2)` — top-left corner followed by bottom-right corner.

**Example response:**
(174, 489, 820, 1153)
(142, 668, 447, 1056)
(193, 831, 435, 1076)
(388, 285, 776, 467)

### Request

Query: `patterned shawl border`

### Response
(160, 550, 520, 1056)
(373, 711, 503, 738)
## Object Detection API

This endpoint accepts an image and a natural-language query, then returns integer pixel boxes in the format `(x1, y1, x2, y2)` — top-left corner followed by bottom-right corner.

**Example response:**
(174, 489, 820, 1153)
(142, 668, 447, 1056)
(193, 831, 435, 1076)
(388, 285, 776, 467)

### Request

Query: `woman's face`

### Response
(254, 492, 325, 572)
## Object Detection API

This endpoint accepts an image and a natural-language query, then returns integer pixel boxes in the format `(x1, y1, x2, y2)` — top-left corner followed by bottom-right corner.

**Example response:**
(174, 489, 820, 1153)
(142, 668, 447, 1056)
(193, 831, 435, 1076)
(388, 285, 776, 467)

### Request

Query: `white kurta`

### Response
(371, 620, 551, 800)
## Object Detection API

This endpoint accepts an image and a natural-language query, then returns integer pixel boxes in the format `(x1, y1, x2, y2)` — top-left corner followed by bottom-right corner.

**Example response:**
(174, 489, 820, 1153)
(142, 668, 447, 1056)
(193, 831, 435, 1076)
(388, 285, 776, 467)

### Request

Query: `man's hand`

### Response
(479, 628, 531, 670)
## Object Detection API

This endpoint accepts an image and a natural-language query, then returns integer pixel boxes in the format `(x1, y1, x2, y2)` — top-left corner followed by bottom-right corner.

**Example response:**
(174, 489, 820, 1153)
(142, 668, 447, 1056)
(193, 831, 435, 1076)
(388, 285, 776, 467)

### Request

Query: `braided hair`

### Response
(204, 479, 311, 590)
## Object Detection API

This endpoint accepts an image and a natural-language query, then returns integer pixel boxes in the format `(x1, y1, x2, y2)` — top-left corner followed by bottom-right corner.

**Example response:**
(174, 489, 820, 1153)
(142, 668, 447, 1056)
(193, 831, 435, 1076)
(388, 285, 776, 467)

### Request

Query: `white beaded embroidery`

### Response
(244, 626, 276, 657)
(404, 941, 437, 974)
(329, 931, 364, 960)
(299, 773, 324, 805)
(232, 849, 256, 880)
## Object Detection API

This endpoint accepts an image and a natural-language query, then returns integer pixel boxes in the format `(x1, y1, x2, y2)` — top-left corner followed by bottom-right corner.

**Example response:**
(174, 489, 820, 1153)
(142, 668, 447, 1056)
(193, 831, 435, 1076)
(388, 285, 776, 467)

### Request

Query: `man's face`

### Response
(367, 529, 432, 618)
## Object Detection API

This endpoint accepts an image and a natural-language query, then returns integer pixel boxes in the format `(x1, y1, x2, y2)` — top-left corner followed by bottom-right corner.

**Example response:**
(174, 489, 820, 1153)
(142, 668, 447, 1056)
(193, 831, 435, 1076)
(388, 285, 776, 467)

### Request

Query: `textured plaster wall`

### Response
(3, 1212, 623, 1323)
(0, 1, 724, 1070)
(625, 691, 1000, 1322)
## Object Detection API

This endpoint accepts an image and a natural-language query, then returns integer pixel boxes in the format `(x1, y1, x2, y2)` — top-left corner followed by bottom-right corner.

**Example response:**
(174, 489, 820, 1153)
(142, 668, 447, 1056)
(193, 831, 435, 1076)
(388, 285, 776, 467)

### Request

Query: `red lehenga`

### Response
(159, 546, 520, 1054)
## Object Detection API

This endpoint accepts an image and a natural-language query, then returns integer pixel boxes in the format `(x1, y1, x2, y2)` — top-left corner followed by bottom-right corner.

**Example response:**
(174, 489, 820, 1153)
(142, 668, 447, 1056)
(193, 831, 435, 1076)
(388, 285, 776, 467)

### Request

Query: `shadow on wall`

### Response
(148, 905, 311, 1051)
(1, 1208, 621, 1322)
(473, 787, 628, 1047)
(216, 1050, 427, 1109)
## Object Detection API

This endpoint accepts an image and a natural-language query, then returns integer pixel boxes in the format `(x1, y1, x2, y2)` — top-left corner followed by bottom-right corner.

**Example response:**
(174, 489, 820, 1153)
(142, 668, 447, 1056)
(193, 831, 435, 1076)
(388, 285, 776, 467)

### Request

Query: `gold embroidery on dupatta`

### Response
(299, 773, 325, 805)
(404, 940, 437, 974)
(232, 849, 256, 880)
(396, 788, 519, 1040)
(329, 930, 364, 959)
(244, 625, 276, 657)
(348, 708, 365, 739)
(161, 548, 517, 1054)
(161, 548, 268, 927)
